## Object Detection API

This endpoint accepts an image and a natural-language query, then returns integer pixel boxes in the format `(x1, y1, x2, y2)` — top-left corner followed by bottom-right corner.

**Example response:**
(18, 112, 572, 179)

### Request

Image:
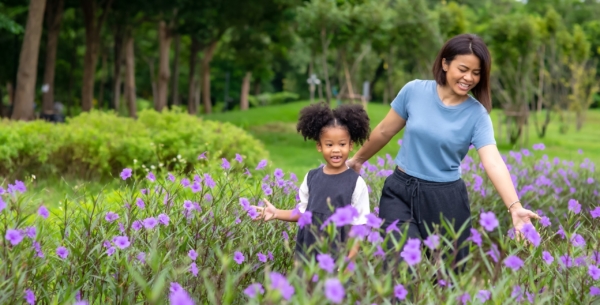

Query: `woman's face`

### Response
(442, 54, 481, 96)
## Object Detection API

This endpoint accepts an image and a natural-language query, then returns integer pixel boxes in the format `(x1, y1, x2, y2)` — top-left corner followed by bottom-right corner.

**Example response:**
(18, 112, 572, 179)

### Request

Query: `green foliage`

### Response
(1, 149, 599, 303)
(248, 91, 300, 107)
(0, 110, 268, 180)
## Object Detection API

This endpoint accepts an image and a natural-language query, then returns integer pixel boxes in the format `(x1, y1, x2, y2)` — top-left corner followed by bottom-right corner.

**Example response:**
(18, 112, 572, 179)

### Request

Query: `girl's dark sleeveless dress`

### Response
(294, 167, 359, 260)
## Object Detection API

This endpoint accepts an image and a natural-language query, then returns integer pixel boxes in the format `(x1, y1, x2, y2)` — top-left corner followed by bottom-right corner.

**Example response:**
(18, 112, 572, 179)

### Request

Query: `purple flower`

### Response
(246, 207, 259, 219)
(571, 234, 586, 247)
(324, 278, 345, 304)
(560, 254, 573, 268)
(188, 249, 198, 261)
(136, 198, 145, 209)
(298, 211, 312, 229)
(283, 231, 289, 240)
(456, 293, 470, 305)
(181, 178, 191, 187)
(588, 265, 600, 280)
(191, 181, 202, 193)
(329, 206, 358, 227)
(568, 199, 581, 214)
(235, 154, 243, 163)
(244, 283, 264, 298)
(257, 252, 267, 263)
(368, 231, 383, 243)
(386, 220, 400, 233)
(183, 200, 194, 211)
(190, 262, 198, 277)
(198, 151, 207, 160)
(137, 252, 146, 263)
(269, 272, 294, 300)
(365, 213, 383, 228)
(38, 206, 50, 218)
(504, 255, 524, 271)
(105, 212, 119, 222)
(540, 216, 551, 227)
(591, 207, 600, 219)
(203, 174, 216, 188)
(143, 217, 158, 229)
(24, 289, 35, 305)
(158, 214, 170, 226)
(317, 253, 335, 273)
(424, 234, 440, 250)
(221, 158, 231, 170)
(349, 225, 370, 239)
(167, 173, 175, 182)
(112, 236, 130, 249)
(394, 284, 408, 300)
(132, 221, 142, 231)
(274, 168, 284, 179)
(479, 211, 499, 231)
(487, 243, 500, 263)
(56, 246, 69, 259)
(234, 251, 245, 264)
(521, 223, 541, 247)
(146, 172, 156, 182)
(541, 251, 554, 265)
(0, 197, 6, 213)
(532, 143, 545, 150)
(25, 227, 36, 239)
(5, 229, 23, 246)
(477, 290, 491, 302)
(256, 159, 268, 170)
(400, 239, 421, 266)
(106, 247, 116, 256)
(168, 285, 195, 305)
(591, 287, 600, 296)
(469, 228, 482, 246)
(120, 168, 132, 180)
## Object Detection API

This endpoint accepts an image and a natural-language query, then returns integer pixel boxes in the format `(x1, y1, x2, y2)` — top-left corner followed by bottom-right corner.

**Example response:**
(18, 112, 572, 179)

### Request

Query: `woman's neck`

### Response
(437, 84, 468, 106)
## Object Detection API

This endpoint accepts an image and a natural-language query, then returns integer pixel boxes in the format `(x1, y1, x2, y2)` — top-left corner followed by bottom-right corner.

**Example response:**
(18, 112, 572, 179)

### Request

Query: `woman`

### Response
(346, 33, 540, 270)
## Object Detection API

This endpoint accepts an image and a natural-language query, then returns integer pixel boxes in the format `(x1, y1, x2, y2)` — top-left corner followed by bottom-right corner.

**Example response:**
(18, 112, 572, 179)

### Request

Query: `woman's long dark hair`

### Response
(432, 34, 492, 113)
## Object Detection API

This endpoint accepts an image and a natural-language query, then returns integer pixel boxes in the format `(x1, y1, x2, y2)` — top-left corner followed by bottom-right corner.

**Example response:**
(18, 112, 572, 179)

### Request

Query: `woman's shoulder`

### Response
(404, 79, 435, 90)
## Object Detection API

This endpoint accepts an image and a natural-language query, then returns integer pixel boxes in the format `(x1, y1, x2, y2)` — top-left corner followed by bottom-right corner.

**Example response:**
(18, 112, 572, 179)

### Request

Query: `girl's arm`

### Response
(348, 109, 406, 168)
(477, 145, 540, 232)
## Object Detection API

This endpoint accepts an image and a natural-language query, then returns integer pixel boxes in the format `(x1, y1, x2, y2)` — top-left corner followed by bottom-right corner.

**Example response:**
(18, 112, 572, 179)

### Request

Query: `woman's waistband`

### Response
(394, 166, 462, 188)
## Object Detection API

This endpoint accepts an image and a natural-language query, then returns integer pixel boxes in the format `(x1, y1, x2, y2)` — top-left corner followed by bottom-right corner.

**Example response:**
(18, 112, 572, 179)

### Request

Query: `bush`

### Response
(248, 91, 300, 107)
(0, 110, 268, 180)
(1, 147, 599, 304)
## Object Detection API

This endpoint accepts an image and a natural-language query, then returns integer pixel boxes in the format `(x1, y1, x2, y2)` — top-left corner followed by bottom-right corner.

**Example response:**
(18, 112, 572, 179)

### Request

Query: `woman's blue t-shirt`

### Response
(391, 79, 496, 182)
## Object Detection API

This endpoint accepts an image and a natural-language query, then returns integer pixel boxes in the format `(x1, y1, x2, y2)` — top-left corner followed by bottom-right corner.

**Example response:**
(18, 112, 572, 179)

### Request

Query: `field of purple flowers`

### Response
(1, 144, 599, 304)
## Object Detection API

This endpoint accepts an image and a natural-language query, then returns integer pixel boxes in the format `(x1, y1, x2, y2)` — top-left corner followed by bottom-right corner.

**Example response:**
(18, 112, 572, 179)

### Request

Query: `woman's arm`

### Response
(478, 145, 540, 231)
(349, 109, 406, 167)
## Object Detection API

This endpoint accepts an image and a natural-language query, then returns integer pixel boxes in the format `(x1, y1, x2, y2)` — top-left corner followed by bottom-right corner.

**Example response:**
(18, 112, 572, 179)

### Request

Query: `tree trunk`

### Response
(201, 41, 218, 114)
(12, 0, 47, 120)
(171, 34, 181, 106)
(98, 51, 107, 108)
(156, 20, 171, 112)
(80, 0, 113, 112)
(320, 27, 332, 104)
(187, 37, 199, 114)
(41, 0, 65, 116)
(240, 71, 252, 110)
(124, 34, 137, 118)
(112, 25, 124, 112)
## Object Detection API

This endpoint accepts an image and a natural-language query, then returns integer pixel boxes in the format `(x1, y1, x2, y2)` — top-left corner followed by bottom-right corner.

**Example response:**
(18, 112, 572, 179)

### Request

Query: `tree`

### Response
(488, 13, 541, 145)
(11, 0, 47, 120)
(80, 0, 113, 112)
(41, 0, 65, 119)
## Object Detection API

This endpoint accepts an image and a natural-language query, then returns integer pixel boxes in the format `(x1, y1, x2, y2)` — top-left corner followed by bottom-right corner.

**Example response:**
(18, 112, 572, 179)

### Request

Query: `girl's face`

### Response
(317, 126, 353, 174)
(442, 54, 481, 97)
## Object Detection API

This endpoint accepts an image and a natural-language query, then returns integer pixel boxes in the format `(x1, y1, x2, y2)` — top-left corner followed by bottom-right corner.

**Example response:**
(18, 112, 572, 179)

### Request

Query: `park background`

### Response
(1, 0, 600, 304)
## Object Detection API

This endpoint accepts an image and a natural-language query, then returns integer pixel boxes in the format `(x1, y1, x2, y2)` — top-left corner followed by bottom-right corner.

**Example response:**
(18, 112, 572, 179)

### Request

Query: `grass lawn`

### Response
(204, 101, 600, 175)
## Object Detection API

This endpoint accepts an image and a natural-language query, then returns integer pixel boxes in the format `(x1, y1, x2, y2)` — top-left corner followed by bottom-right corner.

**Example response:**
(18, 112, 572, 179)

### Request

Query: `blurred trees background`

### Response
(1, 0, 599, 144)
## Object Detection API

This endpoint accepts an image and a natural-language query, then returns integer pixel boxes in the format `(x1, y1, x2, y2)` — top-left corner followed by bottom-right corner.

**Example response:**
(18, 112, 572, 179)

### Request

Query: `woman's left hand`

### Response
(510, 207, 541, 237)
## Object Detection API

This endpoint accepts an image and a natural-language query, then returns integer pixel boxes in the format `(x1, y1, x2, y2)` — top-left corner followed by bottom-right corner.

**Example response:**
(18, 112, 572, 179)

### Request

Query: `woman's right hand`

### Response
(346, 157, 363, 174)
(251, 199, 278, 221)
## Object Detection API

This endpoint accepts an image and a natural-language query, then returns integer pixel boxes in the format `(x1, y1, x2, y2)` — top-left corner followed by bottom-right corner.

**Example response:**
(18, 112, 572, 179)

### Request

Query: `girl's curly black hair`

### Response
(296, 102, 371, 145)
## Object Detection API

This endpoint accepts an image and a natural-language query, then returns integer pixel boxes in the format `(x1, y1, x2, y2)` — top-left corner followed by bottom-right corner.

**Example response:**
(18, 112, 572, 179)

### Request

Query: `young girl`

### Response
(253, 102, 371, 261)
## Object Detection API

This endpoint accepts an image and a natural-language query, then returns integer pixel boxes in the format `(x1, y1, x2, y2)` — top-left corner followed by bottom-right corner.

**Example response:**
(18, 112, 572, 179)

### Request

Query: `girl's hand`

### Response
(346, 158, 363, 174)
(511, 207, 540, 238)
(251, 199, 278, 221)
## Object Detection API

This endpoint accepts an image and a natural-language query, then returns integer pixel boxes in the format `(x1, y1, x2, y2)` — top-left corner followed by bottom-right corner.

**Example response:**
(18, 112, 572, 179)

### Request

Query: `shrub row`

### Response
(0, 109, 268, 180)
